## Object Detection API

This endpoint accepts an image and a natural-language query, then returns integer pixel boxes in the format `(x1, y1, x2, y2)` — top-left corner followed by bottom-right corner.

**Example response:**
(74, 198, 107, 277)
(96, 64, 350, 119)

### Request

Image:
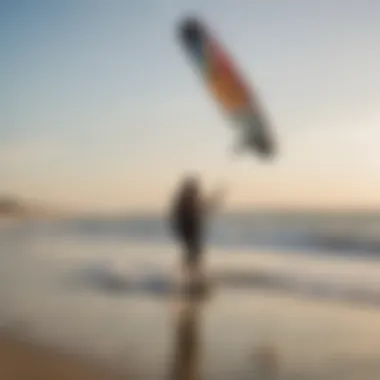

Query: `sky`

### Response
(1, 0, 380, 213)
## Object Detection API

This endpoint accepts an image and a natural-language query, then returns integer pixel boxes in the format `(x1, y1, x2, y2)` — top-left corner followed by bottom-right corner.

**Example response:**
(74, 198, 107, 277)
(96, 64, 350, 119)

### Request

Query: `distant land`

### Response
(0, 195, 63, 220)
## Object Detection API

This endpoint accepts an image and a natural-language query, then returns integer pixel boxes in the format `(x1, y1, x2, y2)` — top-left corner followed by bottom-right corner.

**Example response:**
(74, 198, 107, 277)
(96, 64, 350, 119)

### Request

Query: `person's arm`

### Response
(204, 185, 226, 215)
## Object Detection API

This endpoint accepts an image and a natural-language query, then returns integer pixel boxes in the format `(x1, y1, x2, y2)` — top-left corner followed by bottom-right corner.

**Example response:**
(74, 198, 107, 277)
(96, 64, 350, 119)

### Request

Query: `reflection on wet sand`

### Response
(168, 290, 282, 380)
(169, 295, 205, 380)
(252, 343, 280, 380)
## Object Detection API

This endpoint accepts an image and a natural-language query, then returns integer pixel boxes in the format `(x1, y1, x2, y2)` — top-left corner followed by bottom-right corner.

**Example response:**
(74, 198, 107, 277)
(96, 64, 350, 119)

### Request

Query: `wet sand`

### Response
(2, 236, 380, 380)
(2, 284, 380, 380)
(0, 332, 122, 380)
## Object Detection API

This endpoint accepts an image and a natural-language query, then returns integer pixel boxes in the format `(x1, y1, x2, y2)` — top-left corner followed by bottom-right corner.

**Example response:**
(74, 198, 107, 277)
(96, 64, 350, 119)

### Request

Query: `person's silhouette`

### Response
(169, 175, 224, 287)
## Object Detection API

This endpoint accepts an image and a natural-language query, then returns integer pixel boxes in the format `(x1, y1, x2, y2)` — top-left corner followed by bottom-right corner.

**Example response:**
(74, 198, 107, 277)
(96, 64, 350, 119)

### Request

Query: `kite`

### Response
(177, 16, 276, 158)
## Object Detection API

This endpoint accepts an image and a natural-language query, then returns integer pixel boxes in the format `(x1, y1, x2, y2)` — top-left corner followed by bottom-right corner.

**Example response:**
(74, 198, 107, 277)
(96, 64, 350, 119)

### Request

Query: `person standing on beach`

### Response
(169, 175, 225, 286)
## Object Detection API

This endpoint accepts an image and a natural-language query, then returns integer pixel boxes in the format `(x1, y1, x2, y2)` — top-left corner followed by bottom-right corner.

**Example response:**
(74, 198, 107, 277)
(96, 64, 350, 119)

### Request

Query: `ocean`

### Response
(5, 211, 380, 253)
(1, 211, 380, 379)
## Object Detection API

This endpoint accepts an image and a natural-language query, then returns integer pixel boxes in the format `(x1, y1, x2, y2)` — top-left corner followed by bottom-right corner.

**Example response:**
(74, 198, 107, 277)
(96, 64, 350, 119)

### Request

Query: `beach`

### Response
(2, 283, 380, 380)
(0, 332, 123, 380)
(1, 217, 380, 379)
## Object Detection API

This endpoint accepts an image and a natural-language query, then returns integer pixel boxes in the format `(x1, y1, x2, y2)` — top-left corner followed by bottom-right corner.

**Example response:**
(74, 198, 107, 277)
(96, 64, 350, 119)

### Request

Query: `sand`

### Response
(2, 235, 380, 380)
(0, 332, 122, 380)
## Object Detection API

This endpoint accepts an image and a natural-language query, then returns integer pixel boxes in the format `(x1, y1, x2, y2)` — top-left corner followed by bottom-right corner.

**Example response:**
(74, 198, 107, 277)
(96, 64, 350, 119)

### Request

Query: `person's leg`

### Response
(187, 236, 204, 285)
(180, 237, 193, 285)
(179, 236, 196, 283)
(180, 229, 204, 284)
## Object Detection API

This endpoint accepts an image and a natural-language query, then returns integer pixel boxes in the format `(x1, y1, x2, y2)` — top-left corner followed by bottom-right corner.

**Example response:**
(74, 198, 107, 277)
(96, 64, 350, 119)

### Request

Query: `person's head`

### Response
(180, 174, 201, 199)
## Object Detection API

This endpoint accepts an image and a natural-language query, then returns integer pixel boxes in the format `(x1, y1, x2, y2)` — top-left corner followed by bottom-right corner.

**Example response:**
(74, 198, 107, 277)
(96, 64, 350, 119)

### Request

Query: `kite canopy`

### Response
(177, 16, 276, 159)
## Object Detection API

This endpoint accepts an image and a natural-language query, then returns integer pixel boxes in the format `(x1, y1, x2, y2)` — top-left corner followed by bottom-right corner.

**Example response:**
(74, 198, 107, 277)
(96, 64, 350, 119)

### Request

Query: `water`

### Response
(5, 211, 380, 254)
(3, 212, 380, 305)
(2, 212, 380, 379)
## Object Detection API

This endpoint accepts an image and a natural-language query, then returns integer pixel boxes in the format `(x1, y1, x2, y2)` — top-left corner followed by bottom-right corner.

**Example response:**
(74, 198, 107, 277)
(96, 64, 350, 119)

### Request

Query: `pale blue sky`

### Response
(1, 0, 380, 212)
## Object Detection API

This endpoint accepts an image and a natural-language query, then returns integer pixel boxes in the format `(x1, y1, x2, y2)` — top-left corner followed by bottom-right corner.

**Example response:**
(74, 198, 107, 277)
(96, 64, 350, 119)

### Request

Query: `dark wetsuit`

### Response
(170, 183, 204, 269)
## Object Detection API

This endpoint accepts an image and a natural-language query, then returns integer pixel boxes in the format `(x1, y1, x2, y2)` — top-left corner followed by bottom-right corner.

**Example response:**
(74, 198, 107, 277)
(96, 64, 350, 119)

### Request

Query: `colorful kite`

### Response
(177, 16, 276, 158)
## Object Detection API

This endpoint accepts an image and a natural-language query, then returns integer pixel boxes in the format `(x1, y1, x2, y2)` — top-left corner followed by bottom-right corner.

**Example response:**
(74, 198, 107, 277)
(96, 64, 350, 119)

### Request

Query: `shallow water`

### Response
(1, 219, 380, 379)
